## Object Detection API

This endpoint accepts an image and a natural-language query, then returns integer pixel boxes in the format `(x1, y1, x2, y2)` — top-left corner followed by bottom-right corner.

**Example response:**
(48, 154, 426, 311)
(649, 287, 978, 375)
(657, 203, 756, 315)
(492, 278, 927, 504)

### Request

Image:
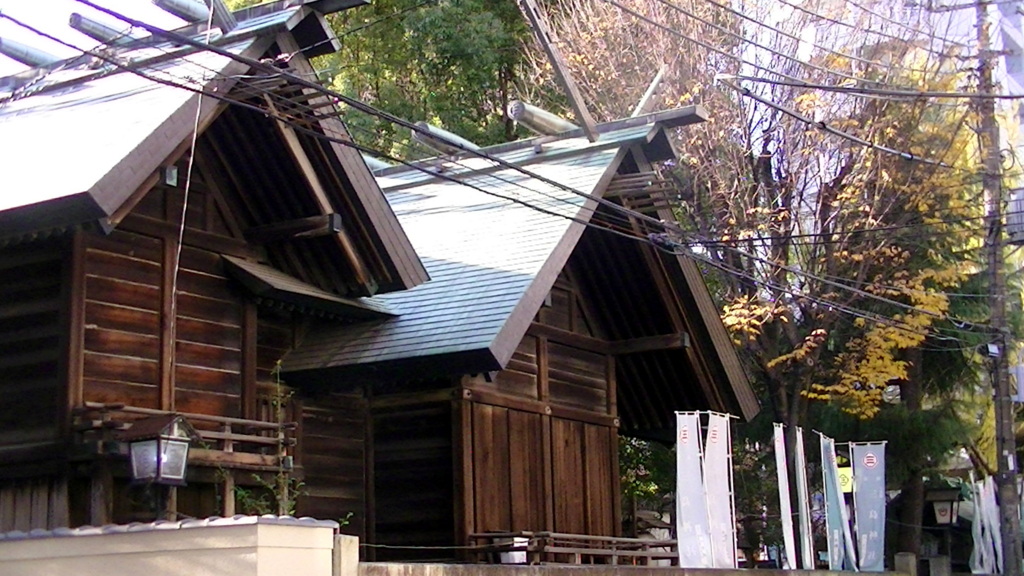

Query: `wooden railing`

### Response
(74, 401, 296, 466)
(468, 531, 678, 565)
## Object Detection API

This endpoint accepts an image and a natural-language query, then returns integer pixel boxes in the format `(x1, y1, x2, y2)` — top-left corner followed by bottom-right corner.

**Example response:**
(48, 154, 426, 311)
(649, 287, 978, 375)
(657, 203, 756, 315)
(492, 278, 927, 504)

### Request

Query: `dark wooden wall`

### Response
(459, 402, 616, 536)
(370, 390, 455, 560)
(296, 391, 368, 538)
(0, 241, 64, 452)
(79, 184, 248, 418)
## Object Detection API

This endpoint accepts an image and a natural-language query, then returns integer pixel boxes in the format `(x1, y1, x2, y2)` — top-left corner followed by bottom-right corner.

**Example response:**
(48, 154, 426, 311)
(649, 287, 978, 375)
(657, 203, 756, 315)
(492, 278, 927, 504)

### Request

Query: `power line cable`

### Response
(726, 73, 1024, 100)
(718, 78, 959, 168)
(12, 7, 996, 340)
(772, 0, 970, 58)
(648, 0, 870, 85)
(691, 0, 958, 73)
(843, 0, 973, 49)
(285, 0, 439, 60)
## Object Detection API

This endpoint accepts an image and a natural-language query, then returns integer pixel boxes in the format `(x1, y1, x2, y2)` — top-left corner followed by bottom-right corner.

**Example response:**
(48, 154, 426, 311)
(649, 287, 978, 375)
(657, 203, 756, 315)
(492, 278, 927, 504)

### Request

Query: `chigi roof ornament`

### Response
(0, 37, 61, 68)
(69, 13, 143, 47)
(411, 121, 481, 157)
(506, 99, 579, 136)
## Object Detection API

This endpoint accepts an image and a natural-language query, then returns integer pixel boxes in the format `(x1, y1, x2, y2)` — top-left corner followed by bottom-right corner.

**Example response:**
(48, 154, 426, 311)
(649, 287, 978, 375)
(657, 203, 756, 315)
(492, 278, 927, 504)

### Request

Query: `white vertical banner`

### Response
(704, 412, 736, 568)
(795, 427, 816, 569)
(984, 476, 1004, 574)
(676, 412, 712, 567)
(774, 423, 797, 569)
(971, 476, 997, 574)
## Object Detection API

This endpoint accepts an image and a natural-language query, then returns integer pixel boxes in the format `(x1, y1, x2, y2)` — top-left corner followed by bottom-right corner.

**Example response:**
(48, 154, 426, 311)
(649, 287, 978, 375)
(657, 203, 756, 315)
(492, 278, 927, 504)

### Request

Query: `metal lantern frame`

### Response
(118, 414, 199, 486)
(925, 487, 962, 526)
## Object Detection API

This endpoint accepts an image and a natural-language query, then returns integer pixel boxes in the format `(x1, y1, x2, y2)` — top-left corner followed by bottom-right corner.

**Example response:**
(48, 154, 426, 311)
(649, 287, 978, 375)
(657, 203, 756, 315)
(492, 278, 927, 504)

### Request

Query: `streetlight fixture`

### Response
(119, 414, 198, 486)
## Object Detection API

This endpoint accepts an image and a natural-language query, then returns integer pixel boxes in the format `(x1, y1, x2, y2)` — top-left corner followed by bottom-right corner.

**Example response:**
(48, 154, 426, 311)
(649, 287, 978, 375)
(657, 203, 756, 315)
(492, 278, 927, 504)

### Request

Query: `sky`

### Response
(0, 0, 187, 77)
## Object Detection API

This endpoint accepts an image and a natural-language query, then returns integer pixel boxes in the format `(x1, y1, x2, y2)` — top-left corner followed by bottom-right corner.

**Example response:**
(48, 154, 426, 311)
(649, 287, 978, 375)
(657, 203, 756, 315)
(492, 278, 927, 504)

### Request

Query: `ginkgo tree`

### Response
(523, 0, 1001, 556)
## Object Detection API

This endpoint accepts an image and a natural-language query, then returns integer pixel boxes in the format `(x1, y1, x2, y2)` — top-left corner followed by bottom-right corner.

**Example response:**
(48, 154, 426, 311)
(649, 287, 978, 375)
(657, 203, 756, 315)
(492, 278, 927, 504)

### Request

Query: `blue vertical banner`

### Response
(821, 434, 858, 571)
(851, 442, 886, 572)
(676, 412, 712, 567)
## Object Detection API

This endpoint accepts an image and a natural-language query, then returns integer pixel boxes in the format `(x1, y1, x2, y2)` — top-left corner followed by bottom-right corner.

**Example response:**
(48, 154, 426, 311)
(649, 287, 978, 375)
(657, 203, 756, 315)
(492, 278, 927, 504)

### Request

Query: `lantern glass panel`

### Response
(161, 439, 190, 482)
(130, 439, 159, 481)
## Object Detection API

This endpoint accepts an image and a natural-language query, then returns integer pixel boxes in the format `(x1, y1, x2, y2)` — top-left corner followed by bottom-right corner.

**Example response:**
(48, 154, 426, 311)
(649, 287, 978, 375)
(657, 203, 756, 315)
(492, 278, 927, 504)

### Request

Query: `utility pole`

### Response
(976, 0, 1023, 573)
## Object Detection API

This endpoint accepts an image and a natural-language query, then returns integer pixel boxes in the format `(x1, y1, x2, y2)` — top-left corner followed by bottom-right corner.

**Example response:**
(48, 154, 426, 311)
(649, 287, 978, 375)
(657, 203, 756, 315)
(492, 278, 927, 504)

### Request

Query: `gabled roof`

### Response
(283, 106, 759, 423)
(285, 125, 645, 374)
(0, 10, 287, 233)
(0, 3, 426, 296)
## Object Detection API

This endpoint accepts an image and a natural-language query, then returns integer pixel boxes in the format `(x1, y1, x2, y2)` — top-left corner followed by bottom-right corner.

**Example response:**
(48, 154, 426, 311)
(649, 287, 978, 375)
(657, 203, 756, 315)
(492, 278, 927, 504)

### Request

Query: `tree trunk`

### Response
(896, 348, 924, 557)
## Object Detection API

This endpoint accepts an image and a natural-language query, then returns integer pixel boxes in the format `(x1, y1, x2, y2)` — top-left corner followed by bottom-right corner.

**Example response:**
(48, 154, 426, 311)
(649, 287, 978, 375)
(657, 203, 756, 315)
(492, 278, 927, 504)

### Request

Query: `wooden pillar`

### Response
(159, 236, 178, 411)
(61, 231, 87, 435)
(452, 396, 474, 560)
(221, 423, 235, 516)
(241, 301, 258, 420)
(88, 462, 112, 526)
(364, 386, 376, 560)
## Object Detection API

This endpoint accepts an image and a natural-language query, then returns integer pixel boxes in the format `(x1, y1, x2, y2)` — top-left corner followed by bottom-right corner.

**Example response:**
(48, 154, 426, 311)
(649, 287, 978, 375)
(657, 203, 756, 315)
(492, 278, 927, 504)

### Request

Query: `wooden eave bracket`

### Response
(245, 213, 343, 243)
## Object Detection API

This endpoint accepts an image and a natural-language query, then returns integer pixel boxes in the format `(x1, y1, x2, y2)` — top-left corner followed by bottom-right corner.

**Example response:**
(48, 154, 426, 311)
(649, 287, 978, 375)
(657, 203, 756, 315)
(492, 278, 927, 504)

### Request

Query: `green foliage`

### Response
(234, 473, 306, 516)
(317, 0, 531, 155)
(619, 436, 674, 511)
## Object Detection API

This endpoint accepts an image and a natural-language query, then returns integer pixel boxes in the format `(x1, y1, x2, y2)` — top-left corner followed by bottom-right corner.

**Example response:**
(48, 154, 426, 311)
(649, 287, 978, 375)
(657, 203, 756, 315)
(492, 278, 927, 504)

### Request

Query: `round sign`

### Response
(863, 453, 878, 468)
(708, 427, 719, 443)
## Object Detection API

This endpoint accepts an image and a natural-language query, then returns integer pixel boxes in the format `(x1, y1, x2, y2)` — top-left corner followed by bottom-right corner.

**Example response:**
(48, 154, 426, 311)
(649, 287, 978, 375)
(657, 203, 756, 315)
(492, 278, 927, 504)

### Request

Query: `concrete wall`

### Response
(0, 516, 347, 576)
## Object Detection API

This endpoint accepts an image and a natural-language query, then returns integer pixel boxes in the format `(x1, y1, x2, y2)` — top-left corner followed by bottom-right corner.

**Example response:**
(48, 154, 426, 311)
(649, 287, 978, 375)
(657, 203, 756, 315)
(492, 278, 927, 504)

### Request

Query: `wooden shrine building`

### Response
(0, 0, 758, 560)
(0, 0, 426, 531)
(284, 110, 760, 558)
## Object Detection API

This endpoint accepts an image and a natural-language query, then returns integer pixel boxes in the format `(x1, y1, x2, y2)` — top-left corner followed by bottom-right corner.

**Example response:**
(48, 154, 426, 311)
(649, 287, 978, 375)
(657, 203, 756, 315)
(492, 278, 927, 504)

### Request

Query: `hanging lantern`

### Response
(118, 414, 199, 486)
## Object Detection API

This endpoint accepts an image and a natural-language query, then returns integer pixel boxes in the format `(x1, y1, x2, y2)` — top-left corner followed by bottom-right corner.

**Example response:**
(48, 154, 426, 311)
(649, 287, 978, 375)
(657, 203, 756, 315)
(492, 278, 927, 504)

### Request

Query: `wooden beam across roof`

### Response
(517, 0, 598, 141)
(245, 213, 343, 242)
(263, 95, 375, 291)
(608, 332, 690, 355)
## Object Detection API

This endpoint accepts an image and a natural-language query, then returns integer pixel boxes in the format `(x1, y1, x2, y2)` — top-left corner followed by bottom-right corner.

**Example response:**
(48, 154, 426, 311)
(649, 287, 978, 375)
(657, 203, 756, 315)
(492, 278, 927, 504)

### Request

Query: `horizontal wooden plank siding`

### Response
(81, 224, 245, 417)
(492, 335, 539, 400)
(82, 231, 162, 409)
(0, 243, 63, 448)
(547, 342, 608, 413)
(297, 392, 367, 539)
(372, 396, 453, 561)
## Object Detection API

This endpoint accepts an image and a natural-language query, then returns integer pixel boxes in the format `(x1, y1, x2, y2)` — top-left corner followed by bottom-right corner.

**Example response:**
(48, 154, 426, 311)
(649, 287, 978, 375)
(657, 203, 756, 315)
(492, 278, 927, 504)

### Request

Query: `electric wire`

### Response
(843, 0, 974, 49)
(718, 78, 958, 168)
(690, 0, 952, 74)
(726, 73, 1024, 100)
(599, 0, 981, 107)
(286, 0, 438, 58)
(10, 7, 1000, 340)
(648, 0, 871, 85)
(167, 2, 216, 398)
(772, 0, 970, 58)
